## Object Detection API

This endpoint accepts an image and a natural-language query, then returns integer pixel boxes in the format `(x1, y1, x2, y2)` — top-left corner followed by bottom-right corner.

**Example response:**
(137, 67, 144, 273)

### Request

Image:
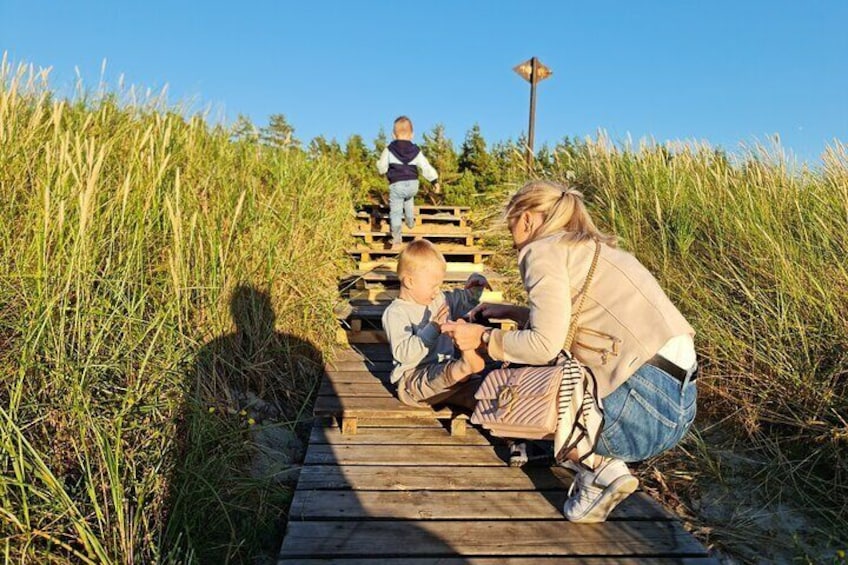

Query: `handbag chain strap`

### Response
(563, 240, 601, 351)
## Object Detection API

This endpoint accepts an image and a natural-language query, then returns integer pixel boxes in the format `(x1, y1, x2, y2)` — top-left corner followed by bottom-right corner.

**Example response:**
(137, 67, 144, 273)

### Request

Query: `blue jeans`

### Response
(594, 363, 697, 462)
(388, 180, 419, 242)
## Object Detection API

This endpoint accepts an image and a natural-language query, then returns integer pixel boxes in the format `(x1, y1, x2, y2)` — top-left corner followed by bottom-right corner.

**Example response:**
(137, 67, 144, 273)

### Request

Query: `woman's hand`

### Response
(442, 318, 486, 351)
(466, 302, 527, 324)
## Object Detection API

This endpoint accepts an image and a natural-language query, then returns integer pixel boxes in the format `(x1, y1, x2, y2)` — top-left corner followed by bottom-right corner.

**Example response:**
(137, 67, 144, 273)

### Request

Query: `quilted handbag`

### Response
(471, 241, 604, 463)
(471, 364, 562, 439)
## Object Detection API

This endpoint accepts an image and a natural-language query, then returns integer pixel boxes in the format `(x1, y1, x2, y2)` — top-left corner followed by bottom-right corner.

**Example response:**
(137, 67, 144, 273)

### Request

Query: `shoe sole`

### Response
(565, 475, 639, 523)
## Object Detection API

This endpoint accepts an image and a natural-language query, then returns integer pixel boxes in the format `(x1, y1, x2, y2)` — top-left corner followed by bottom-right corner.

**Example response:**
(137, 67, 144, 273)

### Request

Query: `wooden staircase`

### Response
(278, 203, 716, 562)
(336, 204, 507, 347)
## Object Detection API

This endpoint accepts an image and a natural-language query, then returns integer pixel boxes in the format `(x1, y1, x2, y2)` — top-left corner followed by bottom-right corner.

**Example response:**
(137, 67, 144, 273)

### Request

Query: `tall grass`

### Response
(545, 135, 848, 538)
(0, 57, 353, 563)
(3, 51, 846, 561)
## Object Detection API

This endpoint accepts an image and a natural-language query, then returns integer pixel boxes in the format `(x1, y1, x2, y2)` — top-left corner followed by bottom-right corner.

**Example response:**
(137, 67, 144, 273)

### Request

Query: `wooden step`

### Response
(352, 230, 476, 246)
(348, 246, 493, 263)
(314, 394, 467, 436)
(280, 520, 709, 559)
(336, 328, 387, 345)
(353, 223, 473, 235)
(356, 260, 484, 273)
(347, 288, 504, 303)
(356, 211, 466, 227)
(341, 269, 504, 288)
(331, 344, 395, 362)
(359, 204, 470, 216)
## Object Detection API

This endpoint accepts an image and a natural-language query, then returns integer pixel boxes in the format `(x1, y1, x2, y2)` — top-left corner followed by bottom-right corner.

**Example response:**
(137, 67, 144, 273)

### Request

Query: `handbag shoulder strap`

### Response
(564, 240, 601, 351)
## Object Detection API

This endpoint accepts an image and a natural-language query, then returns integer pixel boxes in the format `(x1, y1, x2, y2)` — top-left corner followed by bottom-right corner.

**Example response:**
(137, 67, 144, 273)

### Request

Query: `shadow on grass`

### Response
(163, 284, 323, 564)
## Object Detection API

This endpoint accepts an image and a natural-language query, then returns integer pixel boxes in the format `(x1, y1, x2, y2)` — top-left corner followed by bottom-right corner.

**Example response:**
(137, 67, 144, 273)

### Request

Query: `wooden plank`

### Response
(288, 490, 673, 521)
(352, 223, 473, 235)
(319, 380, 395, 397)
(313, 396, 458, 420)
(309, 426, 491, 445)
(336, 328, 387, 345)
(348, 288, 504, 303)
(351, 230, 476, 242)
(357, 261, 484, 273)
(331, 345, 393, 361)
(279, 520, 709, 558)
(355, 417, 443, 428)
(304, 444, 505, 466)
(337, 303, 387, 318)
(357, 204, 471, 214)
(356, 211, 464, 224)
(324, 370, 391, 383)
(341, 417, 357, 434)
(344, 269, 502, 284)
(325, 360, 394, 371)
(415, 204, 470, 214)
(296, 464, 571, 491)
(280, 559, 719, 565)
(348, 245, 493, 256)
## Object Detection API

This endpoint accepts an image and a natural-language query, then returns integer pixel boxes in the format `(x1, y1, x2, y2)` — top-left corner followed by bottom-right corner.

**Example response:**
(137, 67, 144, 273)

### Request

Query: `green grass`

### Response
(0, 58, 353, 563)
(2, 52, 846, 562)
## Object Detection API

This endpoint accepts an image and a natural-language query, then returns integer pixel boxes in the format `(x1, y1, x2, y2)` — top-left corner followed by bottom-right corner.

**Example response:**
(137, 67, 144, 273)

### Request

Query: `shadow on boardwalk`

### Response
(163, 284, 324, 563)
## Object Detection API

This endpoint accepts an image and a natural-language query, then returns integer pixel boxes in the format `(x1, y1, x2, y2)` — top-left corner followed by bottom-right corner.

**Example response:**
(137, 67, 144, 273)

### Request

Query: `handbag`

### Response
(471, 241, 605, 465)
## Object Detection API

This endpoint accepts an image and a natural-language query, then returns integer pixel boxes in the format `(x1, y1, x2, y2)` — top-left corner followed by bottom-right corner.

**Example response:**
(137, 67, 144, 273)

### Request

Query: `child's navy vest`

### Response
(386, 140, 421, 184)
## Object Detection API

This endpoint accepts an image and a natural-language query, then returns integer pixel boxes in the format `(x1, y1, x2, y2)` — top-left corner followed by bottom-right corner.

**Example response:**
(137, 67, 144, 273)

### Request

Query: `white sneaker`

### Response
(508, 441, 528, 467)
(562, 458, 638, 523)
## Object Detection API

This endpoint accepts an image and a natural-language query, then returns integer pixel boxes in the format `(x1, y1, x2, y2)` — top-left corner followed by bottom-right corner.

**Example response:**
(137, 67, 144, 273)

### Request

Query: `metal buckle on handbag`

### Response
(497, 385, 517, 415)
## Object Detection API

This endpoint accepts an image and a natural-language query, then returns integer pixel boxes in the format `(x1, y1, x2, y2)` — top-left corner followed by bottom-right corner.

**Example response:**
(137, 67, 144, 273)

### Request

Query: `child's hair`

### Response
(393, 116, 413, 138)
(505, 180, 617, 246)
(397, 240, 446, 278)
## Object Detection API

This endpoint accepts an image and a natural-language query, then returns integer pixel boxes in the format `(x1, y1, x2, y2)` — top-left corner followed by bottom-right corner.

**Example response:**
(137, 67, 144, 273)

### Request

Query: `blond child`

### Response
(381, 240, 488, 409)
(376, 116, 440, 248)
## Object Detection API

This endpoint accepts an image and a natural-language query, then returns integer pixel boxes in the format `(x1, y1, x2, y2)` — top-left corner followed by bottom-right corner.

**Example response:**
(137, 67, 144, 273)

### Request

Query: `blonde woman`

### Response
(443, 180, 698, 523)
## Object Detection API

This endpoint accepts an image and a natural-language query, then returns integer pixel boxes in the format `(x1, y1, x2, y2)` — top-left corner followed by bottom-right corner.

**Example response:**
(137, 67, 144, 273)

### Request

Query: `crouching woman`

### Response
(443, 180, 698, 523)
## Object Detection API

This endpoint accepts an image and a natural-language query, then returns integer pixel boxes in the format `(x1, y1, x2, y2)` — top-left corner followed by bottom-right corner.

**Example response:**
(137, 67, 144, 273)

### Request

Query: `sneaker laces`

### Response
(567, 466, 593, 496)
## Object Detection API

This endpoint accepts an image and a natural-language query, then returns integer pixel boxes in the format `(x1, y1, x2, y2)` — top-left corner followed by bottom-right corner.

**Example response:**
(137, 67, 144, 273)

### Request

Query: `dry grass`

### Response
(477, 135, 848, 560)
(0, 57, 354, 563)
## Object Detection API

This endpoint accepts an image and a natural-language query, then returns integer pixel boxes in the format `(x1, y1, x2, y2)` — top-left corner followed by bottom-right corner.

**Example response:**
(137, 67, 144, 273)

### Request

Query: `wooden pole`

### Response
(527, 57, 538, 172)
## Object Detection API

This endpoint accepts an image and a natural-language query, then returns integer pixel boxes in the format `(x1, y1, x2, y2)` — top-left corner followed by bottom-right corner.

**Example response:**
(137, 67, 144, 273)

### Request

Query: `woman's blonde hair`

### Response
(397, 239, 446, 277)
(504, 180, 616, 246)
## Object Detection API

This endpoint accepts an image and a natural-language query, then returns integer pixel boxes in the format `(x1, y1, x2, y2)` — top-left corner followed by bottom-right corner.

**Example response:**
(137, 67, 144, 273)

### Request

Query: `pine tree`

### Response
(459, 124, 490, 175)
(345, 134, 380, 203)
(260, 114, 299, 149)
(373, 128, 388, 155)
(419, 124, 458, 202)
(459, 123, 499, 191)
(231, 114, 258, 143)
(308, 135, 342, 159)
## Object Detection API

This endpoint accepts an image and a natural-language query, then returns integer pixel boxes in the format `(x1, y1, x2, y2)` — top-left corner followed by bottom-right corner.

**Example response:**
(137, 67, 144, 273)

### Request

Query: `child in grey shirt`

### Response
(382, 240, 489, 410)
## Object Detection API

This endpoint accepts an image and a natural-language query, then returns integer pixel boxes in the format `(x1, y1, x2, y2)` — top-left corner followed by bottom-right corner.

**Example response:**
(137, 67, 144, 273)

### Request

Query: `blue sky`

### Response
(2, 1, 846, 164)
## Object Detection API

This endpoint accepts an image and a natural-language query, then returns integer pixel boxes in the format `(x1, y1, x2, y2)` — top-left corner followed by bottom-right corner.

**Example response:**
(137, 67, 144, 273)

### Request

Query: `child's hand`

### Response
(430, 302, 449, 331)
(442, 318, 487, 351)
(464, 273, 492, 291)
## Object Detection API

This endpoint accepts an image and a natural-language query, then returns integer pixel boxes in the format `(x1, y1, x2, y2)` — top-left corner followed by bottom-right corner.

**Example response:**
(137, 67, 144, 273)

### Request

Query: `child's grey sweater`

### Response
(382, 288, 480, 383)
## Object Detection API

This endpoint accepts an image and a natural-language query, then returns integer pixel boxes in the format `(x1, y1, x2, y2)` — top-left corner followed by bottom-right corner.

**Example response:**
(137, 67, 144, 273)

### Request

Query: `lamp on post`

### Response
(513, 57, 553, 171)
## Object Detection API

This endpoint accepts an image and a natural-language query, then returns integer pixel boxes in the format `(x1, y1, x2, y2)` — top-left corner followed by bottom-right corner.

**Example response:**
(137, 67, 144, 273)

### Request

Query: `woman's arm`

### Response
(489, 242, 571, 365)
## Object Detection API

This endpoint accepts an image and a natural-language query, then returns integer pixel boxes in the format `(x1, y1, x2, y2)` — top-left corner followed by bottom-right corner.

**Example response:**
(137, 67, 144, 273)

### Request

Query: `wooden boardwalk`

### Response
(278, 205, 716, 563)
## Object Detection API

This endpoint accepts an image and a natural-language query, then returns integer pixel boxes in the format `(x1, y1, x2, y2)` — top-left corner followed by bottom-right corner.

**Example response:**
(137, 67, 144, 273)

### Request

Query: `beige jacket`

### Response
(487, 233, 695, 398)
